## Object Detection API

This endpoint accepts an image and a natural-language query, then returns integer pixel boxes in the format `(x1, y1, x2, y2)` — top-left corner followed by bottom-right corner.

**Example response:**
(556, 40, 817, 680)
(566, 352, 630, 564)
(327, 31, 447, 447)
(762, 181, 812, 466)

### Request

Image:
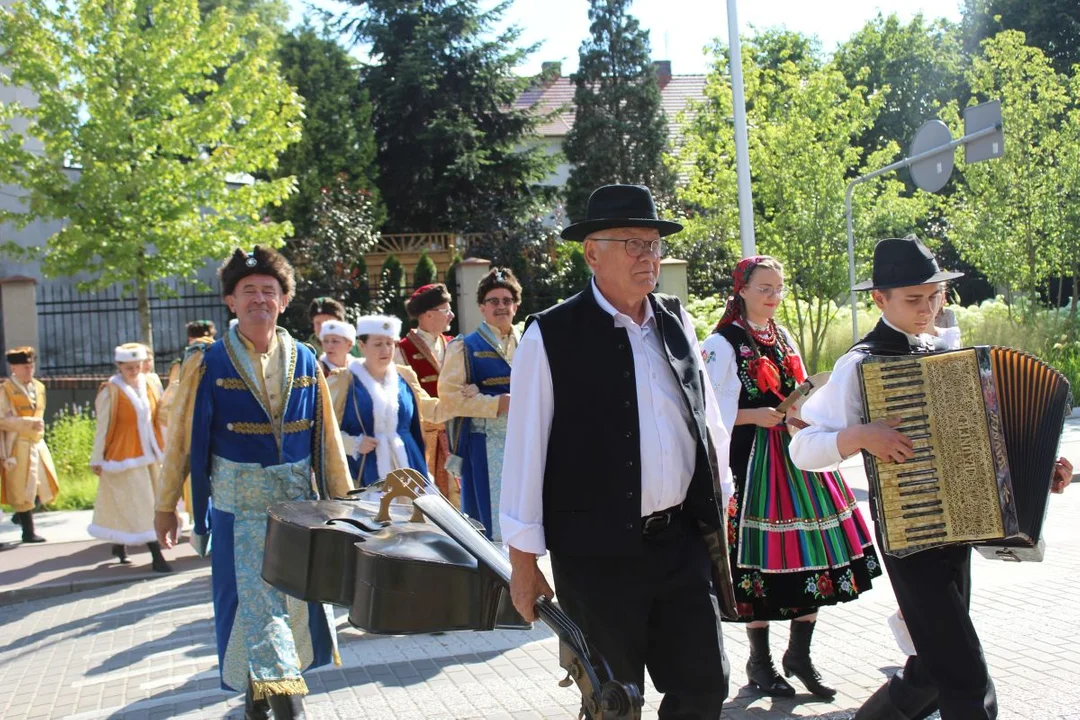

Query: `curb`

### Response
(0, 564, 211, 608)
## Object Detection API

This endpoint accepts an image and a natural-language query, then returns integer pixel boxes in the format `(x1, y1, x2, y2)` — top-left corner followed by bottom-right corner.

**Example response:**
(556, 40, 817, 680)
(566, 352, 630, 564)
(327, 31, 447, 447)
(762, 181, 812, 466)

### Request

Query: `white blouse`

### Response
(700, 323, 806, 434)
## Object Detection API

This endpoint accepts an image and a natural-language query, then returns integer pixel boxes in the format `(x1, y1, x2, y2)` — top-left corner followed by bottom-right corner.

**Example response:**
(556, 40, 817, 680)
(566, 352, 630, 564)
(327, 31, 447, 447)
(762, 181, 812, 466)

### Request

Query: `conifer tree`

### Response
(563, 0, 675, 222)
(340, 0, 556, 233)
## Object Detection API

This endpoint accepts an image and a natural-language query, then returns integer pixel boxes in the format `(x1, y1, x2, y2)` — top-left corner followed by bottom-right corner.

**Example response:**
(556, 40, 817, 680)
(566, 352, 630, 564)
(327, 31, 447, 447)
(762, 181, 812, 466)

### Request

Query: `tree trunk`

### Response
(1071, 264, 1078, 341)
(136, 267, 153, 349)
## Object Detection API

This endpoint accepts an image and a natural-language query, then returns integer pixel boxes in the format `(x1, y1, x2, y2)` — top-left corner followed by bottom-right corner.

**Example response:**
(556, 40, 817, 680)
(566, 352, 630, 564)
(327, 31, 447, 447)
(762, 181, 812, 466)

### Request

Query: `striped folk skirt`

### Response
(728, 425, 882, 622)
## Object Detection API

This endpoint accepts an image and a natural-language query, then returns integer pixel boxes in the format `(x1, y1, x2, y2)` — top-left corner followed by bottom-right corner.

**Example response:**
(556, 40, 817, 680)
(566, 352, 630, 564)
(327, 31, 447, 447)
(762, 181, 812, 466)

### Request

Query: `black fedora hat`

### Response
(560, 184, 683, 241)
(853, 234, 964, 291)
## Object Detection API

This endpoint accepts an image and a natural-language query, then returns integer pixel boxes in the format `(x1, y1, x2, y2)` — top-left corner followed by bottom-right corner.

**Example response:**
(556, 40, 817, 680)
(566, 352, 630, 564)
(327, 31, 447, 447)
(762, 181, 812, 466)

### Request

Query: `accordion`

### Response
(858, 346, 1071, 561)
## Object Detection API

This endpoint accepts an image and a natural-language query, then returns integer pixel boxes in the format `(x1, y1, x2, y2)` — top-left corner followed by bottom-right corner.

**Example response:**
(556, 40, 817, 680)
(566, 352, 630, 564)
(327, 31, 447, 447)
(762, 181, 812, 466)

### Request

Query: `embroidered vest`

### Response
(101, 381, 164, 462)
(1, 380, 45, 441)
(196, 330, 320, 468)
(399, 331, 448, 397)
(462, 331, 511, 396)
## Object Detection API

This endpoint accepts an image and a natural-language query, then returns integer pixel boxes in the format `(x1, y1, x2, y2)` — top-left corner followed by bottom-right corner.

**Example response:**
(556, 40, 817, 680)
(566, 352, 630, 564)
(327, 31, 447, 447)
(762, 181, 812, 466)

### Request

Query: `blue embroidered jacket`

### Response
(189, 328, 328, 535)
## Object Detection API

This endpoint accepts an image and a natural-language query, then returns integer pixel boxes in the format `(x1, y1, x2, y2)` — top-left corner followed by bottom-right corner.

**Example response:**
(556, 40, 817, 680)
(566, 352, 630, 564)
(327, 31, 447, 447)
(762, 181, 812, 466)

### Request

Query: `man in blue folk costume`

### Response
(439, 267, 519, 540)
(155, 246, 352, 720)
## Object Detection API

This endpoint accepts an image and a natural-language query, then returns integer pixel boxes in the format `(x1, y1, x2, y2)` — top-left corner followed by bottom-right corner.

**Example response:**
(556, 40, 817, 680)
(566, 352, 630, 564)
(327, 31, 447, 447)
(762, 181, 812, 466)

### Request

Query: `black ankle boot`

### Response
(244, 681, 271, 720)
(266, 693, 306, 719)
(112, 544, 132, 564)
(147, 541, 173, 573)
(746, 625, 795, 697)
(782, 619, 836, 699)
(19, 512, 45, 543)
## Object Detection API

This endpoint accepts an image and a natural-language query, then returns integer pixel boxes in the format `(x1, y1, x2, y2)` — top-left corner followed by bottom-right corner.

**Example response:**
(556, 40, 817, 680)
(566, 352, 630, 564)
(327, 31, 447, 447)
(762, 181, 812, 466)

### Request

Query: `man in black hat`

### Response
(501, 184, 735, 718)
(789, 235, 1073, 720)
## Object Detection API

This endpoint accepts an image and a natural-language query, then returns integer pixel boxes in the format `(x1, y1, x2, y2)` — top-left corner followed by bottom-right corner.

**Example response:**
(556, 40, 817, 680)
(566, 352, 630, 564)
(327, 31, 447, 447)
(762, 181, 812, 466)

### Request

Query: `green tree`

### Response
(280, 174, 381, 334)
(563, 0, 674, 223)
(679, 33, 928, 371)
(0, 0, 302, 346)
(413, 251, 438, 288)
(198, 0, 287, 41)
(271, 26, 381, 240)
(377, 253, 406, 322)
(834, 13, 968, 162)
(942, 31, 1071, 313)
(340, 0, 556, 233)
(444, 252, 464, 335)
(963, 0, 1080, 75)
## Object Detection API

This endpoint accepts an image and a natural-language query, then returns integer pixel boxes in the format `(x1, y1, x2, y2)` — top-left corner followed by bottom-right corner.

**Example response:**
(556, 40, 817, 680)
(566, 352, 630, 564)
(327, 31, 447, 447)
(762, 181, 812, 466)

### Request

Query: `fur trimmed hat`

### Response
(308, 296, 346, 321)
(320, 319, 357, 343)
(476, 267, 522, 306)
(218, 245, 296, 297)
(186, 319, 216, 339)
(355, 315, 402, 340)
(114, 343, 148, 364)
(5, 346, 35, 365)
(406, 283, 452, 319)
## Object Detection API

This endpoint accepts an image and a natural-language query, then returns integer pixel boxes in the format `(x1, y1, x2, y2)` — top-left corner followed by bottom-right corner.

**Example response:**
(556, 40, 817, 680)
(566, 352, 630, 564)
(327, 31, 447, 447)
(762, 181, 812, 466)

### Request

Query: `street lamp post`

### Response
(727, 0, 755, 258)
(845, 101, 1006, 342)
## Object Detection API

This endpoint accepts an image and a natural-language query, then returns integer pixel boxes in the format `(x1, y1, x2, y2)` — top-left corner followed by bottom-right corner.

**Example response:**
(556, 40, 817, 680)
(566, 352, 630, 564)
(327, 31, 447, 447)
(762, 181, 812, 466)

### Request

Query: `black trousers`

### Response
(550, 515, 730, 719)
(881, 544, 997, 720)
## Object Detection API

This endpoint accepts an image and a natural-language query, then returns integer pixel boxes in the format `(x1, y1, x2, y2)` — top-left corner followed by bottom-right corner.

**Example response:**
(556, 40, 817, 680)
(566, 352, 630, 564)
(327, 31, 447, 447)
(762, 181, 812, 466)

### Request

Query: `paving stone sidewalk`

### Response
(0, 423, 1077, 719)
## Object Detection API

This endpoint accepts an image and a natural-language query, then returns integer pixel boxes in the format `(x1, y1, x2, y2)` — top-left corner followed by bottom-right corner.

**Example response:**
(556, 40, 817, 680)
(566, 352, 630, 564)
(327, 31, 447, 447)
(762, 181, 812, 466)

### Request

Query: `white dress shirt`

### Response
(788, 319, 963, 473)
(499, 281, 735, 556)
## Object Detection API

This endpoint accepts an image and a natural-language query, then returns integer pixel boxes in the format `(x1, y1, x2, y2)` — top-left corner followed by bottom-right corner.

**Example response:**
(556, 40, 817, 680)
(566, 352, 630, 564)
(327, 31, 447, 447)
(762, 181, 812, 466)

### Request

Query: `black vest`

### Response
(529, 287, 725, 558)
(851, 319, 946, 356)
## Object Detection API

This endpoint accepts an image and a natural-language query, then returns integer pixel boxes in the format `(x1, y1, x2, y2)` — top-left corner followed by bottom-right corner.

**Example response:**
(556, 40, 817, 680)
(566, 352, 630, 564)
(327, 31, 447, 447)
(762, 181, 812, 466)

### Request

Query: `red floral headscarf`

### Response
(714, 256, 768, 331)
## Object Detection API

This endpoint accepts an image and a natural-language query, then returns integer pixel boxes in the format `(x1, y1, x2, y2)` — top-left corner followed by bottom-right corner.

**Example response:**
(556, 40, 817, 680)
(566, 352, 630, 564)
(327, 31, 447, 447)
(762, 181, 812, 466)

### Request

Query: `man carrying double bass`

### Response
(501, 184, 736, 718)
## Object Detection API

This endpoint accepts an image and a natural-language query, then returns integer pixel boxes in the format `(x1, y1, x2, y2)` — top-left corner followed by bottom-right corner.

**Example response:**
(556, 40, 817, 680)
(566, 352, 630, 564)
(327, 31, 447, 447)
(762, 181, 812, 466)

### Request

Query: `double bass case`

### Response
(262, 494, 528, 634)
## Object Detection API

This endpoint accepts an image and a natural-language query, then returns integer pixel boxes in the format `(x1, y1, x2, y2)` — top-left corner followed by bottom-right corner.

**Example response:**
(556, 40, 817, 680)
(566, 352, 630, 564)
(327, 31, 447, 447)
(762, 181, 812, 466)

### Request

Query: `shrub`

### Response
(44, 403, 98, 510)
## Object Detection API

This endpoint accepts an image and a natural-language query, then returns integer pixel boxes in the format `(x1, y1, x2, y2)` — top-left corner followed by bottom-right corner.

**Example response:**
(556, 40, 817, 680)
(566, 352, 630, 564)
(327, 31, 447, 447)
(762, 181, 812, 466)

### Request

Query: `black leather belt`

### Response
(642, 503, 684, 536)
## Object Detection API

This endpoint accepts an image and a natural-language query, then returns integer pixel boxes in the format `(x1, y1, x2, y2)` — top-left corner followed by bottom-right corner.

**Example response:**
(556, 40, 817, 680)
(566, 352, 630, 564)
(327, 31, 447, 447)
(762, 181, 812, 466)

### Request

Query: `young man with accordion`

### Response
(789, 235, 1073, 720)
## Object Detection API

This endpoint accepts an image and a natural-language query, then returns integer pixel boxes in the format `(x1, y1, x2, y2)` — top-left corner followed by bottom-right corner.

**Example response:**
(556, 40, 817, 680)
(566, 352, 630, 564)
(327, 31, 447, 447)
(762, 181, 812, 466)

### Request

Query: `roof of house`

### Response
(514, 74, 709, 141)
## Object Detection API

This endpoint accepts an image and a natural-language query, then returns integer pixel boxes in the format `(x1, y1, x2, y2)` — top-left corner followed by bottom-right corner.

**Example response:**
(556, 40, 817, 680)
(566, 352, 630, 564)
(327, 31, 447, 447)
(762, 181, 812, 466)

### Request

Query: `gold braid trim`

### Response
(282, 418, 313, 433)
(481, 376, 511, 386)
(215, 378, 249, 390)
(226, 421, 273, 435)
(251, 677, 308, 700)
(225, 419, 311, 435)
(473, 351, 502, 359)
(292, 375, 318, 389)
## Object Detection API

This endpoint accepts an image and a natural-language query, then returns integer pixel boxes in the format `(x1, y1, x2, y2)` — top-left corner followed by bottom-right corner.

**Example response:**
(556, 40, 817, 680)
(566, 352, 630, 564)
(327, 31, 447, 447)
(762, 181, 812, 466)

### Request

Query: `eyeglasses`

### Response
(591, 237, 663, 258)
(483, 297, 517, 307)
(748, 285, 785, 299)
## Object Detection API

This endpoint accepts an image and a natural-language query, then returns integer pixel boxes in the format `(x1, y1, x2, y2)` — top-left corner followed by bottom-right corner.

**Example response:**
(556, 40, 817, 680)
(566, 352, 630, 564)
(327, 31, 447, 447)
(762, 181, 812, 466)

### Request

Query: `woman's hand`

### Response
(741, 407, 784, 428)
(462, 384, 480, 398)
(358, 436, 378, 455)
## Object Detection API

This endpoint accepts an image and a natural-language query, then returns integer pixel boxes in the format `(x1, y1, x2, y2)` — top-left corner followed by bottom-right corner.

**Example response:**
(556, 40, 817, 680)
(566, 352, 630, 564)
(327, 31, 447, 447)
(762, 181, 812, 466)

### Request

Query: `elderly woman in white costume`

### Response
(89, 343, 172, 572)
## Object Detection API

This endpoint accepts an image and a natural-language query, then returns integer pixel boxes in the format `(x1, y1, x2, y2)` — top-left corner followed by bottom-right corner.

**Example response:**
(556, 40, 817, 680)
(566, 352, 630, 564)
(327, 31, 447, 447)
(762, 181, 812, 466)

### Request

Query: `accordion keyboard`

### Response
(860, 350, 1010, 555)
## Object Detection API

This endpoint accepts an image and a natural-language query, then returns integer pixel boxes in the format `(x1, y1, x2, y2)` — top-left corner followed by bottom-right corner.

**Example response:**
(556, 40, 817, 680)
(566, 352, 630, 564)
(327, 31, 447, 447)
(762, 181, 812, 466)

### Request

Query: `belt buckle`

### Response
(643, 511, 669, 534)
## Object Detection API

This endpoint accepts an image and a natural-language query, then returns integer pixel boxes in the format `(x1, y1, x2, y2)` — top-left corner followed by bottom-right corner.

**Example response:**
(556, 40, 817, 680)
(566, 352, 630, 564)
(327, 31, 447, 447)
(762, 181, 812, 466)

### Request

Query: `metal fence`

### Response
(36, 281, 231, 376)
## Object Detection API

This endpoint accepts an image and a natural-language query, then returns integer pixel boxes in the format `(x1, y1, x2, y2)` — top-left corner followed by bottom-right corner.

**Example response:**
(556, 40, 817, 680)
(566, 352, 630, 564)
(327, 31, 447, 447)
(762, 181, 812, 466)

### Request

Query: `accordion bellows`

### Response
(859, 347, 1071, 561)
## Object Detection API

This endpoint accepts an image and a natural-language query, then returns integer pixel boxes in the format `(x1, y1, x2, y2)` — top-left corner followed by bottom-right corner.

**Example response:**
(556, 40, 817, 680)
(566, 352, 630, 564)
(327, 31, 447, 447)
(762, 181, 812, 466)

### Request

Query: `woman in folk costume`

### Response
(337, 315, 434, 487)
(89, 343, 172, 572)
(1, 347, 59, 544)
(317, 319, 355, 377)
(700, 256, 881, 699)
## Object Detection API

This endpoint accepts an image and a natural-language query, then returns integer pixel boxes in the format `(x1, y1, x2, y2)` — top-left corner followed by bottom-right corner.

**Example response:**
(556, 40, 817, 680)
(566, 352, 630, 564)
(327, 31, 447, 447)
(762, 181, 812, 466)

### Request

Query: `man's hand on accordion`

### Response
(854, 417, 914, 464)
(1052, 457, 1073, 494)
